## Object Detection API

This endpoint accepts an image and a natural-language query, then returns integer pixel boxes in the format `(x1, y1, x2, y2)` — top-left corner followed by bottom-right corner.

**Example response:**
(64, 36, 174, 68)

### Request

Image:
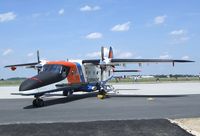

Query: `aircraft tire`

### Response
(63, 91, 68, 96)
(32, 99, 44, 107)
(63, 90, 73, 96)
(68, 91, 73, 96)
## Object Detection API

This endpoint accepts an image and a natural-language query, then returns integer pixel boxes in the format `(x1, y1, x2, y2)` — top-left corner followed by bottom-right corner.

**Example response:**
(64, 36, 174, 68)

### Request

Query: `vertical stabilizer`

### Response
(108, 46, 114, 59)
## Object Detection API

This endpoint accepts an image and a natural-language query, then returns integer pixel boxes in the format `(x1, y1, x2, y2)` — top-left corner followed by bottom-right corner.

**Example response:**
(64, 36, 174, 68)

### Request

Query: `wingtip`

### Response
(173, 60, 195, 63)
(184, 60, 195, 63)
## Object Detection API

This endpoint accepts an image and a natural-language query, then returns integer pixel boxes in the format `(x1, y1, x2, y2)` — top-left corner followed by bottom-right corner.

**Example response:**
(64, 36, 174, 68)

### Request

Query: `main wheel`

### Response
(68, 91, 73, 96)
(63, 91, 68, 96)
(32, 98, 44, 107)
(63, 90, 73, 96)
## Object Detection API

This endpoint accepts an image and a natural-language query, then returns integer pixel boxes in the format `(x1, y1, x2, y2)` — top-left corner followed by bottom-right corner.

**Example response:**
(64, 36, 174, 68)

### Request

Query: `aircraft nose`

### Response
(19, 77, 43, 91)
(19, 72, 64, 91)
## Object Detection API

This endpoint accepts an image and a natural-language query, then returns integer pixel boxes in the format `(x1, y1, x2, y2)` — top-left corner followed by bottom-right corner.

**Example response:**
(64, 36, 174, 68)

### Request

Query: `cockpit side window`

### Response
(61, 66, 70, 77)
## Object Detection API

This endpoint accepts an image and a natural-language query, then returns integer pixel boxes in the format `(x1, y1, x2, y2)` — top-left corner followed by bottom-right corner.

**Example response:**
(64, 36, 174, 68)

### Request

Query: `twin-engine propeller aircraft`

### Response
(5, 47, 194, 107)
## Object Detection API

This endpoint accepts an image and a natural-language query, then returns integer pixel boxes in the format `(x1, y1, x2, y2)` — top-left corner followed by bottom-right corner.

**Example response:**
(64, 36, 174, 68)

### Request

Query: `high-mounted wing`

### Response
(82, 59, 100, 64)
(82, 58, 194, 67)
(5, 62, 39, 68)
(110, 59, 194, 66)
(82, 47, 194, 66)
(110, 59, 194, 63)
(82, 46, 194, 84)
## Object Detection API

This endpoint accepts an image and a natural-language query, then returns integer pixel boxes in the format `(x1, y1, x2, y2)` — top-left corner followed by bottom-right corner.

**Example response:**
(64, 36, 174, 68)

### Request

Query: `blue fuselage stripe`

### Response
(75, 62, 85, 82)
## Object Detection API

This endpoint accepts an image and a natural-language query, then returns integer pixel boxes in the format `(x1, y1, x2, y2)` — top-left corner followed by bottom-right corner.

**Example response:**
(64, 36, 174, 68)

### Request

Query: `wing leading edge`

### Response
(110, 59, 194, 63)
(4, 62, 39, 68)
(82, 58, 194, 65)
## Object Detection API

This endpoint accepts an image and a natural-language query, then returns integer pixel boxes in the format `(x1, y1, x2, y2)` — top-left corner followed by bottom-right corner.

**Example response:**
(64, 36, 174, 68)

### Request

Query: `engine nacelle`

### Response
(11, 66, 16, 71)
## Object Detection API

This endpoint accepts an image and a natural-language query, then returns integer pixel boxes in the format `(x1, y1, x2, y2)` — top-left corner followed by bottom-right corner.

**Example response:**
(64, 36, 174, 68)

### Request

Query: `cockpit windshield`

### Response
(43, 64, 62, 73)
(42, 64, 70, 77)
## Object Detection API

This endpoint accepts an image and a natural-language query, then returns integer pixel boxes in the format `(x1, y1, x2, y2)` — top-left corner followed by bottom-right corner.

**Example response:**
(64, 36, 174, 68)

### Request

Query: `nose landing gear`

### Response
(32, 97, 44, 107)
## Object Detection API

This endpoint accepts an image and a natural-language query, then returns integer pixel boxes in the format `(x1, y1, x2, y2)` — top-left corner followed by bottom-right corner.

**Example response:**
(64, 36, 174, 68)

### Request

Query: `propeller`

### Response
(36, 50, 41, 73)
(5, 50, 42, 72)
(37, 50, 40, 63)
(98, 46, 114, 94)
(24, 50, 42, 73)
(100, 46, 107, 81)
(101, 46, 105, 61)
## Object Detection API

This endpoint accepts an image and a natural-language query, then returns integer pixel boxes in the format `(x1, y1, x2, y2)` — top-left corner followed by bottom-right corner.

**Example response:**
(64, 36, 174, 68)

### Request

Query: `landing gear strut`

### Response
(63, 90, 73, 97)
(32, 97, 44, 107)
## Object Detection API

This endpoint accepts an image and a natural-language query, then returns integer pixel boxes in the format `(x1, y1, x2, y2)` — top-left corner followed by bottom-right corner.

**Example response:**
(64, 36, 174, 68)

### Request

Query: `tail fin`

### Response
(108, 46, 114, 59)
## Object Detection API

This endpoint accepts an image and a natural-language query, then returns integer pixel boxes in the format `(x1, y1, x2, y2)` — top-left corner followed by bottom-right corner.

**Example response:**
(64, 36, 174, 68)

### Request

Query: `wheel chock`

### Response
(97, 94, 106, 99)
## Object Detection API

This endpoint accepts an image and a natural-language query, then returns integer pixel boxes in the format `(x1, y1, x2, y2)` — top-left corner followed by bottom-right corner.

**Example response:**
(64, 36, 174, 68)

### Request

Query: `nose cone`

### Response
(19, 78, 41, 91)
(19, 72, 64, 91)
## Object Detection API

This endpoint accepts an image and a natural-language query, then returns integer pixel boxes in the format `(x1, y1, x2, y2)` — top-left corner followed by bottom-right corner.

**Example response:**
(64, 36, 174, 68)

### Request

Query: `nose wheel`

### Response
(32, 98, 44, 107)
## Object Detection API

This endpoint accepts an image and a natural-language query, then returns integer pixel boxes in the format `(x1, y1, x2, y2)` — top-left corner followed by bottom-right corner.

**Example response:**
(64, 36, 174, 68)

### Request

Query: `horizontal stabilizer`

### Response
(113, 70, 141, 72)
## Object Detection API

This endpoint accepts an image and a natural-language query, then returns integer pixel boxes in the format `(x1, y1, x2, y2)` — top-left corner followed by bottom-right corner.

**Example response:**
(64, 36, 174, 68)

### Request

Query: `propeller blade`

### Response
(101, 46, 105, 61)
(100, 67, 103, 81)
(36, 50, 41, 73)
(37, 50, 40, 63)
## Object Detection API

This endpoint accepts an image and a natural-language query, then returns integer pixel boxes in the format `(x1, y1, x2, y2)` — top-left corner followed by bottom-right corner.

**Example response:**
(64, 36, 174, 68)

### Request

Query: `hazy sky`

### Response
(0, 0, 199, 78)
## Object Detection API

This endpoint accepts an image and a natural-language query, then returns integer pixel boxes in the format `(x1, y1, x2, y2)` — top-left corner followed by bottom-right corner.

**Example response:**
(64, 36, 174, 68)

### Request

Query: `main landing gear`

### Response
(32, 97, 44, 107)
(97, 84, 114, 99)
(63, 90, 73, 97)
